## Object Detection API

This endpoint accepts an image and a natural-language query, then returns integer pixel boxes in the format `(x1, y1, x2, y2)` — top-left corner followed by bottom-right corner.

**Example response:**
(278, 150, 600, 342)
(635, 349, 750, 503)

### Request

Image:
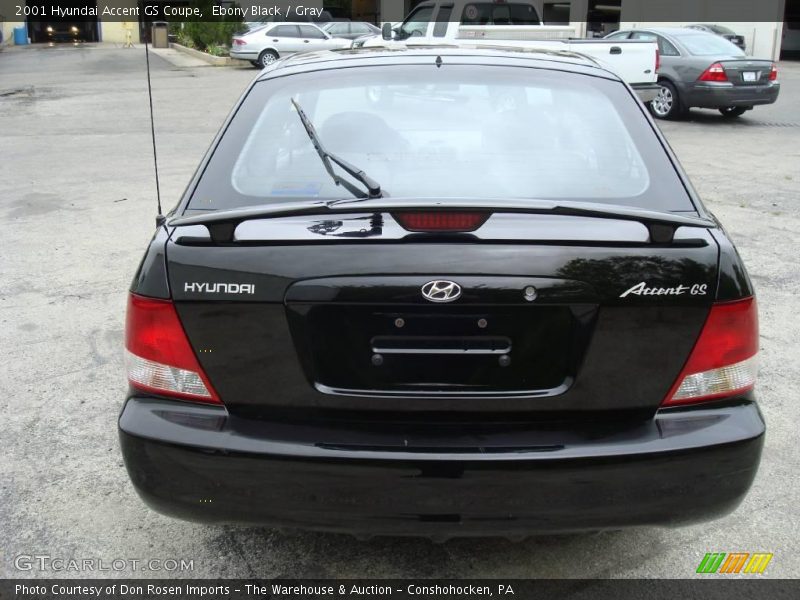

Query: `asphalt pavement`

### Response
(1, 42, 799, 579)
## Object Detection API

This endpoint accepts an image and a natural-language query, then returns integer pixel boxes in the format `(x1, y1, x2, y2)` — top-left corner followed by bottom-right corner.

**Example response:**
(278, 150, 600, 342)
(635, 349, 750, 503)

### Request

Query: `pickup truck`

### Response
(356, 0, 659, 100)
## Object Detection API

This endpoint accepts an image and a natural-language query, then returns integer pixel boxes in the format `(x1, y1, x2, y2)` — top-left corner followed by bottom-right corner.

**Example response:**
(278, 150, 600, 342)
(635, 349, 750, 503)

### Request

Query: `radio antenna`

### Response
(145, 40, 166, 227)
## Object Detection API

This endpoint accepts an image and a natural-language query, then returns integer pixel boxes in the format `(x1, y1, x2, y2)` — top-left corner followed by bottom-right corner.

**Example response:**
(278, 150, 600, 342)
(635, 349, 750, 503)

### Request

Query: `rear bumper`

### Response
(684, 81, 780, 108)
(230, 50, 258, 61)
(631, 83, 660, 103)
(119, 397, 764, 538)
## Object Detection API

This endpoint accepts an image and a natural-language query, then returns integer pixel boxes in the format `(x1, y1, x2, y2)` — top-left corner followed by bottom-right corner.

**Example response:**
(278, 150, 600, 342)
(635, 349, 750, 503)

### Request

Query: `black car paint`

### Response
(120, 48, 763, 536)
(120, 396, 763, 537)
(164, 231, 719, 415)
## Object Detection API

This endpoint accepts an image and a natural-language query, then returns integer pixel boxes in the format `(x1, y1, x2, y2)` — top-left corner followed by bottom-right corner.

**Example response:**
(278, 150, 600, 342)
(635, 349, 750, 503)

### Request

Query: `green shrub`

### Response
(181, 1, 243, 51)
(175, 31, 195, 49)
(205, 44, 228, 57)
(183, 20, 242, 51)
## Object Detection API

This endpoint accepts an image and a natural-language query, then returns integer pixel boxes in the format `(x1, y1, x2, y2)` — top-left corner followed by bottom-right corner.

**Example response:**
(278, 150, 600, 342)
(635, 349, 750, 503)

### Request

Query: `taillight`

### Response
(698, 62, 728, 82)
(655, 48, 660, 73)
(769, 64, 778, 81)
(393, 212, 489, 232)
(125, 294, 221, 404)
(662, 297, 758, 406)
(233, 38, 246, 46)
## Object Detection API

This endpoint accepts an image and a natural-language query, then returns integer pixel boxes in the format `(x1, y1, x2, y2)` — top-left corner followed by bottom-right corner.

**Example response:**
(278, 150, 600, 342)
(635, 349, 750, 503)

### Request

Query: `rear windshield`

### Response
(675, 33, 744, 56)
(706, 25, 735, 35)
(188, 64, 694, 213)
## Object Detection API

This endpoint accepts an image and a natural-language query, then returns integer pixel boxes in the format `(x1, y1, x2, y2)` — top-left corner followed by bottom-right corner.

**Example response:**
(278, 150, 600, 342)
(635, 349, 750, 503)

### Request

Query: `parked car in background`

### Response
(357, 0, 660, 99)
(686, 24, 746, 51)
(235, 21, 270, 35)
(605, 28, 779, 119)
(231, 22, 350, 68)
(321, 21, 381, 40)
(269, 9, 334, 23)
(46, 24, 81, 43)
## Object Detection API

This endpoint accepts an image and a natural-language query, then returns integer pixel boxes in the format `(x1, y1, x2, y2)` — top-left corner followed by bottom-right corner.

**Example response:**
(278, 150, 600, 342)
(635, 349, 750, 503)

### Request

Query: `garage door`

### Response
(26, 0, 99, 43)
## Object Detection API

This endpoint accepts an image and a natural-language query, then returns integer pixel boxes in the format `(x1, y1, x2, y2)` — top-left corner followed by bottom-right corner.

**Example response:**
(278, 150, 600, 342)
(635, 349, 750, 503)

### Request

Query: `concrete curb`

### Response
(169, 42, 233, 66)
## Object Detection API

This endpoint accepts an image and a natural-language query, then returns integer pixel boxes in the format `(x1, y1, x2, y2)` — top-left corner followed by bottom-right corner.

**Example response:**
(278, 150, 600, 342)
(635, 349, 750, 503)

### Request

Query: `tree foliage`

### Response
(181, 0, 243, 51)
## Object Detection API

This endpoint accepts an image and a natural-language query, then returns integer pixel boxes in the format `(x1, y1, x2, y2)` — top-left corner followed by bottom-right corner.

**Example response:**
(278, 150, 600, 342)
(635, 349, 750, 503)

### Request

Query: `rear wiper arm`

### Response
(291, 98, 382, 200)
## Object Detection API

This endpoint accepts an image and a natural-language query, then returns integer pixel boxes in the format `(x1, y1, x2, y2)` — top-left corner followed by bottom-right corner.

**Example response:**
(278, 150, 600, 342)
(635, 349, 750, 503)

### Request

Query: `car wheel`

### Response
(719, 106, 749, 118)
(257, 50, 279, 69)
(649, 81, 684, 120)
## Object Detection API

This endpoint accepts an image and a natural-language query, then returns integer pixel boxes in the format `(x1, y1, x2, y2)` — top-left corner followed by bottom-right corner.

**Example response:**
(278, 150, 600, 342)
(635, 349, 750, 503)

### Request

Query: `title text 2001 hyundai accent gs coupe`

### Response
(120, 47, 764, 539)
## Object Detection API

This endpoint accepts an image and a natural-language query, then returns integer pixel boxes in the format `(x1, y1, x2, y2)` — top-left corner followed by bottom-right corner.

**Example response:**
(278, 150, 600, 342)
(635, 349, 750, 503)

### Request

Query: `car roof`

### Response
(689, 24, 731, 30)
(255, 46, 619, 82)
(263, 21, 325, 27)
(624, 27, 711, 37)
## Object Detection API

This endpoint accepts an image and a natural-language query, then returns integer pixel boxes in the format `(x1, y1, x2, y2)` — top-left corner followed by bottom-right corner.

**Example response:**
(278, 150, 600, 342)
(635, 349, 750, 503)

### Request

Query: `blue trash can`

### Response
(14, 26, 29, 46)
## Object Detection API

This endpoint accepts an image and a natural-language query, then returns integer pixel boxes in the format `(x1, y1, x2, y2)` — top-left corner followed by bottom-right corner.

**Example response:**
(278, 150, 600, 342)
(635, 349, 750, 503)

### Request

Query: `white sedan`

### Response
(231, 22, 351, 68)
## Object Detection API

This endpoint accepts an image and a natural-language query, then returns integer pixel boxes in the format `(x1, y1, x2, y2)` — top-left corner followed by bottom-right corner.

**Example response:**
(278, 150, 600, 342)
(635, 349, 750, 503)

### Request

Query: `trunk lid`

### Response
(285, 275, 591, 397)
(168, 213, 719, 420)
(719, 59, 774, 85)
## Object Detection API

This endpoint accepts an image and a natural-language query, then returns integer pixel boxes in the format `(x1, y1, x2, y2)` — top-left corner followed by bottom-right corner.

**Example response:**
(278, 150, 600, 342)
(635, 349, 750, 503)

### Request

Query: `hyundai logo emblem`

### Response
(421, 280, 462, 303)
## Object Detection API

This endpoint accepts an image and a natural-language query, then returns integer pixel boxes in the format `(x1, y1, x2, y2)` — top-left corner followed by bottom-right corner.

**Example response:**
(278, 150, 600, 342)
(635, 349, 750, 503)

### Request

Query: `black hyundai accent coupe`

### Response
(120, 47, 763, 539)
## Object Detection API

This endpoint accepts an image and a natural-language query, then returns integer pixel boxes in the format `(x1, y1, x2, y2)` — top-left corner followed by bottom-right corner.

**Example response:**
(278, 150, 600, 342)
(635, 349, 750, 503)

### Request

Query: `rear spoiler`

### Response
(168, 198, 716, 245)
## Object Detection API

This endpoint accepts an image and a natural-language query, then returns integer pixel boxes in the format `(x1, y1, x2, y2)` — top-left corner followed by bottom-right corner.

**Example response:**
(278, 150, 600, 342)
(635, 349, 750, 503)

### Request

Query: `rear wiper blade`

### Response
(291, 98, 382, 200)
(168, 197, 715, 244)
